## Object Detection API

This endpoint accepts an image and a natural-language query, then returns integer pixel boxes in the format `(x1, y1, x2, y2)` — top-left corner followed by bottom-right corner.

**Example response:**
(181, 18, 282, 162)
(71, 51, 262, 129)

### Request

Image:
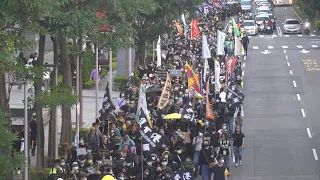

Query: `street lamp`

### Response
(11, 80, 29, 180)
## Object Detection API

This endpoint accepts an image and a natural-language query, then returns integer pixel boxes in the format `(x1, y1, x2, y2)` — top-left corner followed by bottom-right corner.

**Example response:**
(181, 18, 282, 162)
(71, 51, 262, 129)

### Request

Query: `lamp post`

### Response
(95, 42, 99, 119)
(128, 38, 132, 76)
(43, 63, 58, 159)
(109, 48, 112, 94)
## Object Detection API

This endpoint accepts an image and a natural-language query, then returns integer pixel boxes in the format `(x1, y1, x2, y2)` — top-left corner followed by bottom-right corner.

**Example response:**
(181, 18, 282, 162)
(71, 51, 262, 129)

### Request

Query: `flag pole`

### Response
(141, 138, 144, 180)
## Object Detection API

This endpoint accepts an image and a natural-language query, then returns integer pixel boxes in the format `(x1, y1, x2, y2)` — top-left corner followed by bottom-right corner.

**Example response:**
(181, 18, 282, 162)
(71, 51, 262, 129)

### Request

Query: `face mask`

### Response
(177, 150, 182, 154)
(147, 162, 153, 166)
(97, 161, 102, 165)
(199, 133, 203, 136)
(222, 126, 227, 130)
(87, 149, 92, 153)
(126, 163, 132, 167)
(161, 162, 168, 166)
(73, 167, 79, 170)
(221, 159, 224, 163)
(121, 94, 124, 97)
(61, 162, 65, 166)
(151, 157, 156, 161)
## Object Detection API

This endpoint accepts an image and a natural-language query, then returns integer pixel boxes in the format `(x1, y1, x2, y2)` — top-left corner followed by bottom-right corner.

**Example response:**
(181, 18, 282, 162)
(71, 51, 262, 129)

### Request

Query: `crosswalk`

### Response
(251, 44, 319, 50)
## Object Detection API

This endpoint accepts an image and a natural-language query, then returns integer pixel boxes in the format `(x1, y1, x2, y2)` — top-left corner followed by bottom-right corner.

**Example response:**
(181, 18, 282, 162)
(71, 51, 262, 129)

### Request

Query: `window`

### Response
(243, 21, 254, 26)
(241, 1, 251, 5)
(285, 20, 299, 24)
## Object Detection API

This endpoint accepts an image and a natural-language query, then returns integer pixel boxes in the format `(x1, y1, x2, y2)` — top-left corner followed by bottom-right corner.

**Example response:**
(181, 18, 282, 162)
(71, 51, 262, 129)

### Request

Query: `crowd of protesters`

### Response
(11, 1, 248, 180)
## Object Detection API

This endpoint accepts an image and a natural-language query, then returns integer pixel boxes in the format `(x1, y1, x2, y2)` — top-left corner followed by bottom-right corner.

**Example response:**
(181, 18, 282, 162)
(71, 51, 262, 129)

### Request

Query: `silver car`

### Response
(283, 19, 301, 34)
(241, 0, 252, 11)
(243, 20, 258, 35)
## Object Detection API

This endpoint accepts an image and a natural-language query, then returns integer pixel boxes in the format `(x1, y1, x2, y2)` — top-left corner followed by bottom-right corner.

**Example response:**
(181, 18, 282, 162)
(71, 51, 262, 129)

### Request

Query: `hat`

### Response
(72, 162, 78, 165)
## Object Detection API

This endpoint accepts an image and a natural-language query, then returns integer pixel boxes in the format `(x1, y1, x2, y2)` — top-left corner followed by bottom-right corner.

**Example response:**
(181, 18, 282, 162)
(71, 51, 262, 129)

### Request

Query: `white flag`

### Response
(156, 36, 161, 67)
(214, 59, 221, 91)
(216, 30, 226, 55)
(202, 35, 211, 59)
(203, 59, 209, 81)
(234, 36, 243, 56)
(181, 14, 187, 37)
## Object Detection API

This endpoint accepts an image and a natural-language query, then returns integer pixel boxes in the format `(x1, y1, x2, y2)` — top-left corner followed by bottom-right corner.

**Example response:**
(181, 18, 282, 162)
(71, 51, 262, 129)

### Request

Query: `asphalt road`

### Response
(229, 5, 320, 180)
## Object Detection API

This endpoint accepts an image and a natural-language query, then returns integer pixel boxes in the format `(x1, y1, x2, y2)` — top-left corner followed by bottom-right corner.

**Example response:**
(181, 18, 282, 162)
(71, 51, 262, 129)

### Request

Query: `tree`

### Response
(132, 0, 200, 64)
(297, 0, 320, 19)
(0, 110, 24, 180)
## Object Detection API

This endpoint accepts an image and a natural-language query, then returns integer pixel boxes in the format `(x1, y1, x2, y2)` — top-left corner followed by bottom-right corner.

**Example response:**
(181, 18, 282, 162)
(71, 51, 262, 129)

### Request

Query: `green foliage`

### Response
(296, 0, 320, 20)
(72, 128, 90, 142)
(0, 110, 24, 179)
(83, 80, 95, 89)
(114, 75, 128, 92)
(33, 85, 77, 108)
(81, 52, 94, 83)
(315, 19, 320, 30)
(30, 168, 51, 180)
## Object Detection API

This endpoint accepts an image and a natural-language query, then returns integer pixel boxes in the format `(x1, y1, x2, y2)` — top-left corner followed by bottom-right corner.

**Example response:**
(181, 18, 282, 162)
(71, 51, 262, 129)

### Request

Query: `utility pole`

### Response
(95, 42, 99, 119)
(109, 48, 112, 93)
(23, 82, 29, 180)
(128, 38, 132, 76)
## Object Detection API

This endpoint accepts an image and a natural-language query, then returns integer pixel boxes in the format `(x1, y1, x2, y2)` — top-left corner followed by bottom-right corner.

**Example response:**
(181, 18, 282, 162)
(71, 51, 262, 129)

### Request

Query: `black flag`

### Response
(99, 83, 115, 119)
(180, 97, 197, 124)
(172, 169, 195, 180)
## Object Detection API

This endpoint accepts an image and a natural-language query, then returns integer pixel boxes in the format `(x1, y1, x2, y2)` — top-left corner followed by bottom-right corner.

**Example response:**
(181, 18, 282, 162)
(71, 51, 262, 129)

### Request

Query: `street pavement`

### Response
(229, 6, 320, 180)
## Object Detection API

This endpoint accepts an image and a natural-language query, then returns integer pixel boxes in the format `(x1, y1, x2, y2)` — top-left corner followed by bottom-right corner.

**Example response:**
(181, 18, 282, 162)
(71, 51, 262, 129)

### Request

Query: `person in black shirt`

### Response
(212, 155, 229, 180)
(232, 125, 245, 167)
(210, 126, 220, 155)
(218, 133, 231, 169)
(241, 34, 249, 56)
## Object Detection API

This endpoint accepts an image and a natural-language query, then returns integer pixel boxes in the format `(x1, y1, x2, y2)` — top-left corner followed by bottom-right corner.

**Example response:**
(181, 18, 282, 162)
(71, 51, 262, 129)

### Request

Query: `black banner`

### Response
(172, 169, 195, 180)
(137, 107, 162, 152)
(99, 84, 115, 119)
(180, 97, 197, 124)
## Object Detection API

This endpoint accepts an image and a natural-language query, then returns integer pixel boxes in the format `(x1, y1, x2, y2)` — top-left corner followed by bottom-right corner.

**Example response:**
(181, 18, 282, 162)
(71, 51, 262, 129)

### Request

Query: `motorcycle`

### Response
(304, 22, 310, 35)
(260, 24, 273, 34)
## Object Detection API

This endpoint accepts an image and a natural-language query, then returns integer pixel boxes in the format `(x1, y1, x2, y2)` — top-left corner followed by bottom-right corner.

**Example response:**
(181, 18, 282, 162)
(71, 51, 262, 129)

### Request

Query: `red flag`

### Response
(186, 62, 201, 94)
(206, 80, 215, 120)
(191, 19, 200, 39)
(225, 57, 237, 83)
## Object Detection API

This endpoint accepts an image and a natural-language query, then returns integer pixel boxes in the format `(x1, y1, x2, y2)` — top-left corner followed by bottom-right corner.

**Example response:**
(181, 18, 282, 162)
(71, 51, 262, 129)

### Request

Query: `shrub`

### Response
(315, 18, 320, 31)
(82, 52, 94, 84)
(114, 75, 128, 91)
(30, 168, 51, 180)
(72, 128, 90, 142)
(83, 80, 95, 89)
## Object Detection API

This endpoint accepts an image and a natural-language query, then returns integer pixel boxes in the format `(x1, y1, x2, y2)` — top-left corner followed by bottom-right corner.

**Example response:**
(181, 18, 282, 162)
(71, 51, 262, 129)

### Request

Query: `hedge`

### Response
(30, 168, 51, 180)
(114, 75, 128, 92)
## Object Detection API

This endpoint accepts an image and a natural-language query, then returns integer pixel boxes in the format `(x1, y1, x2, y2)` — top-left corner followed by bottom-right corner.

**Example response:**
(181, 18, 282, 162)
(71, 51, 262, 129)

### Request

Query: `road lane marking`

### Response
(282, 46, 288, 49)
(301, 109, 305, 117)
(268, 46, 273, 49)
(243, 63, 245, 67)
(259, 35, 264, 37)
(307, 128, 312, 138)
(285, 35, 289, 37)
(293, 80, 296, 87)
(290, 70, 293, 75)
(244, 56, 246, 60)
(272, 35, 278, 37)
(312, 45, 318, 48)
(242, 71, 244, 76)
(311, 34, 315, 36)
(253, 46, 259, 49)
(297, 94, 300, 100)
(286, 55, 288, 59)
(233, 153, 235, 163)
(298, 34, 302, 36)
(312, 149, 318, 160)
(297, 45, 303, 48)
(287, 62, 290, 66)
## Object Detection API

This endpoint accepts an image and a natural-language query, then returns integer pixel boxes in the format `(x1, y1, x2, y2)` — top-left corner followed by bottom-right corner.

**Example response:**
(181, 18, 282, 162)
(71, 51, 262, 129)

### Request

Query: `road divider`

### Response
(312, 149, 318, 160)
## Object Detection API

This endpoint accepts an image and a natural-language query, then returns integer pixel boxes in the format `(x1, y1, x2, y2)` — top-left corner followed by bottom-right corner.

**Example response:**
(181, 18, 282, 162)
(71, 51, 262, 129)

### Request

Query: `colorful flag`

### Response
(156, 36, 161, 67)
(175, 21, 183, 36)
(206, 80, 215, 120)
(157, 73, 172, 109)
(191, 19, 200, 39)
(186, 62, 201, 94)
(202, 34, 211, 59)
(234, 36, 243, 56)
(225, 57, 237, 83)
(232, 18, 240, 37)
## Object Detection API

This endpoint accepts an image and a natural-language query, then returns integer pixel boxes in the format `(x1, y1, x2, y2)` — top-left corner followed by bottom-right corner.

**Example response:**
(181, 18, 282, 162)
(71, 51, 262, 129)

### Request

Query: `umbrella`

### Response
(146, 86, 162, 96)
(101, 175, 116, 180)
(163, 113, 182, 120)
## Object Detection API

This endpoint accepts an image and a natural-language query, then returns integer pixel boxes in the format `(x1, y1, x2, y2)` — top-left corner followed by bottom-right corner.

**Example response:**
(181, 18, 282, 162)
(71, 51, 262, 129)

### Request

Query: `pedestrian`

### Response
(219, 133, 231, 170)
(241, 34, 249, 56)
(233, 125, 245, 167)
(192, 131, 204, 175)
(212, 155, 229, 180)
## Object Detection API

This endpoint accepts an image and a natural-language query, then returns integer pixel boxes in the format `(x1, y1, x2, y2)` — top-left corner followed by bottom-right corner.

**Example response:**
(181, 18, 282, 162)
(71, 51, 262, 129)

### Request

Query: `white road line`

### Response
(287, 62, 290, 66)
(259, 35, 264, 37)
(285, 35, 289, 37)
(311, 34, 315, 36)
(253, 46, 259, 49)
(298, 34, 302, 36)
(312, 45, 318, 48)
(243, 63, 245, 67)
(293, 80, 296, 87)
(307, 128, 312, 138)
(297, 94, 301, 100)
(272, 35, 278, 37)
(301, 109, 305, 117)
(244, 56, 246, 60)
(297, 45, 303, 48)
(268, 46, 273, 49)
(290, 70, 293, 75)
(233, 153, 235, 163)
(312, 149, 318, 160)
(282, 46, 288, 49)
(242, 71, 244, 76)
(286, 55, 288, 59)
